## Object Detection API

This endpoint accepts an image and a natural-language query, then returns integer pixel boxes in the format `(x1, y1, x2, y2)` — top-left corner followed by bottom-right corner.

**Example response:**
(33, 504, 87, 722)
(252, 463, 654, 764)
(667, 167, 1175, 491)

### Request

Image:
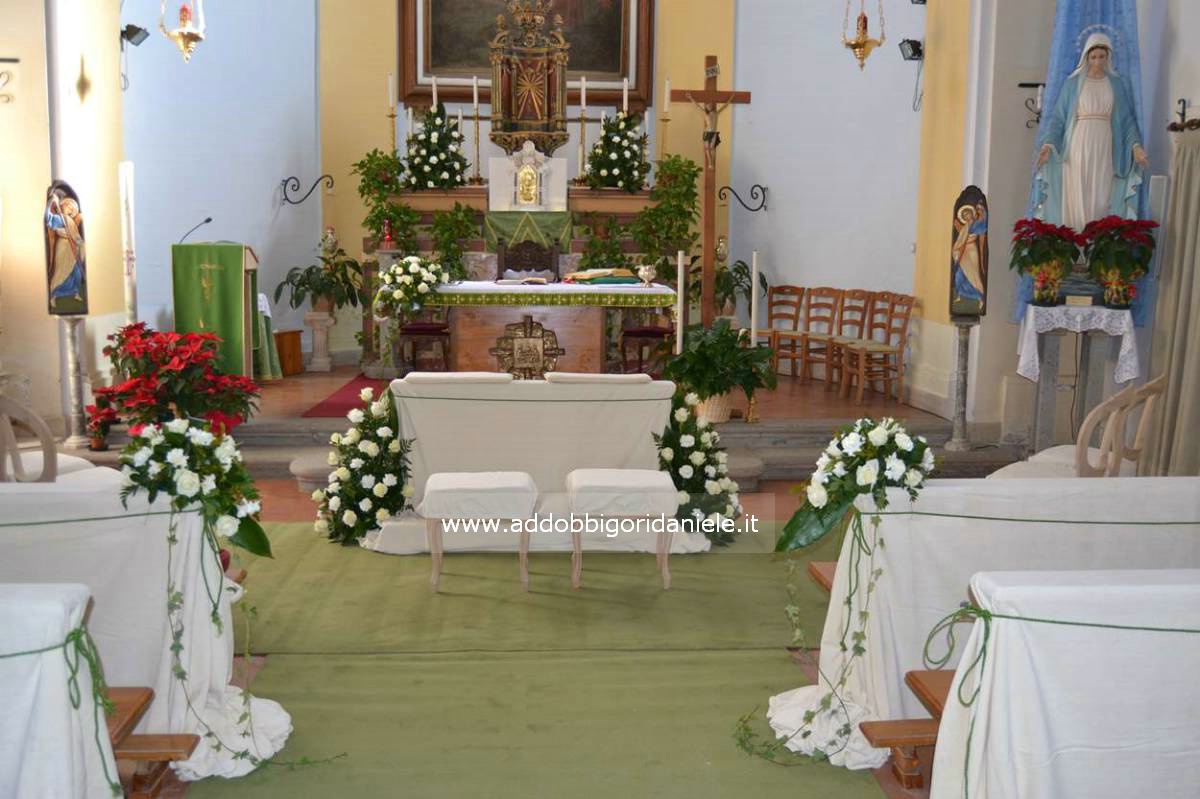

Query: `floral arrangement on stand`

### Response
(1082, 215, 1159, 308)
(653, 393, 742, 545)
(90, 323, 259, 437)
(586, 111, 650, 193)
(373, 255, 450, 319)
(313, 387, 414, 545)
(735, 418, 936, 764)
(1010, 218, 1084, 306)
(404, 103, 469, 190)
(85, 394, 119, 450)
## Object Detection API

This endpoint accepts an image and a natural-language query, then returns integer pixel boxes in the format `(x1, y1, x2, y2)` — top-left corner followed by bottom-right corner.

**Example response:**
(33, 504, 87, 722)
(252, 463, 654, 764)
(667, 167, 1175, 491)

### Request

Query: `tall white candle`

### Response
(622, 77, 629, 114)
(119, 161, 137, 324)
(676, 250, 686, 355)
(456, 108, 463, 131)
(750, 251, 760, 343)
(472, 75, 479, 110)
(388, 73, 395, 110)
(580, 75, 587, 111)
(407, 106, 414, 134)
(600, 110, 606, 128)
(431, 76, 438, 109)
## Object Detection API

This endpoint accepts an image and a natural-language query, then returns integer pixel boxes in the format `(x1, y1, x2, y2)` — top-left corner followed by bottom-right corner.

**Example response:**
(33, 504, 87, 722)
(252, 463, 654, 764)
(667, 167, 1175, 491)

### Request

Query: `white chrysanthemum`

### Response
(136, 424, 159, 439)
(811, 470, 830, 486)
(336, 466, 351, 481)
(689, 451, 706, 466)
(417, 283, 430, 294)
(371, 401, 387, 418)
(842, 432, 865, 456)
(327, 451, 339, 466)
(427, 181, 434, 188)
(359, 497, 373, 512)
(373, 482, 388, 498)
(327, 481, 340, 494)
(696, 416, 710, 429)
(894, 432, 914, 451)
(715, 451, 728, 465)
(660, 447, 674, 463)
(388, 440, 401, 453)
(825, 439, 842, 457)
(376, 508, 390, 522)
(132, 447, 153, 467)
(701, 432, 713, 446)
(345, 429, 361, 444)
(868, 424, 890, 447)
(832, 461, 848, 477)
(856, 459, 880, 487)
(402, 483, 415, 498)
(361, 474, 376, 489)
(347, 408, 365, 424)
(680, 434, 695, 448)
(342, 509, 358, 526)
(165, 448, 188, 467)
(904, 468, 923, 488)
(174, 469, 200, 498)
(311, 488, 325, 502)
(201, 474, 217, 495)
(186, 428, 214, 447)
(328, 495, 342, 511)
(705, 465, 716, 478)
(392, 290, 403, 300)
(359, 387, 374, 402)
(884, 454, 906, 481)
(215, 515, 239, 538)
(330, 432, 342, 445)
(377, 426, 394, 439)
(674, 408, 689, 423)
(314, 518, 329, 534)
(679, 465, 694, 479)
(236, 500, 260, 518)
(383, 473, 398, 487)
(807, 481, 828, 508)
(705, 479, 721, 495)
(166, 418, 190, 434)
(609, 152, 618, 160)
(677, 490, 690, 504)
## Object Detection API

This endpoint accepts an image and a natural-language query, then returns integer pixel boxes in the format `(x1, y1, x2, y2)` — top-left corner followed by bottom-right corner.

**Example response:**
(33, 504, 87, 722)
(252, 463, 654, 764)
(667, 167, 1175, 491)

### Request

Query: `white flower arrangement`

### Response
(404, 103, 469, 190)
(653, 395, 742, 545)
(586, 111, 650, 193)
(314, 388, 415, 544)
(373, 255, 449, 319)
(777, 417, 936, 551)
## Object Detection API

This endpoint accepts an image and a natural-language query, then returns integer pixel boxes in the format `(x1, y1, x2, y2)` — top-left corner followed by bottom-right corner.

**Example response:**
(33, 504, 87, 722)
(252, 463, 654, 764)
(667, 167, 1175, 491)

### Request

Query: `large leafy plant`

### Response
(716, 258, 770, 313)
(630, 154, 701, 269)
(664, 318, 777, 401)
(430, 202, 478, 281)
(351, 148, 419, 249)
(578, 214, 630, 272)
(274, 245, 364, 310)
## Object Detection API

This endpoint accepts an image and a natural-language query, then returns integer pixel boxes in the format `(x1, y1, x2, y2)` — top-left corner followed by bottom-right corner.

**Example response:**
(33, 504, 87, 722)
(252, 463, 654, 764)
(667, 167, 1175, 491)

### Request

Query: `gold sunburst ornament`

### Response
(160, 0, 206, 62)
(842, 0, 886, 70)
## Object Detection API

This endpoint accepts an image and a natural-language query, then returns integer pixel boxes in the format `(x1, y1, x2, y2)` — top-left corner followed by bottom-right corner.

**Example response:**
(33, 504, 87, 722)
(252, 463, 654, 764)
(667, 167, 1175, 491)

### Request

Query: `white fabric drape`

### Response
(0, 468, 291, 780)
(0, 583, 117, 799)
(766, 477, 1200, 769)
(1148, 128, 1200, 475)
(931, 570, 1200, 799)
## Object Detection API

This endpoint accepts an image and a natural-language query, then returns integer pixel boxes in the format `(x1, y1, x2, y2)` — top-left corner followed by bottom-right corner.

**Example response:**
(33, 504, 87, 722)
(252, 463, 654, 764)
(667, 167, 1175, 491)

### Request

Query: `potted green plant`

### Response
(352, 148, 419, 251)
(430, 202, 478, 281)
(1081, 215, 1158, 308)
(274, 242, 365, 313)
(630, 155, 701, 281)
(1010, 218, 1084, 306)
(578, 213, 630, 272)
(715, 258, 769, 317)
(663, 318, 777, 423)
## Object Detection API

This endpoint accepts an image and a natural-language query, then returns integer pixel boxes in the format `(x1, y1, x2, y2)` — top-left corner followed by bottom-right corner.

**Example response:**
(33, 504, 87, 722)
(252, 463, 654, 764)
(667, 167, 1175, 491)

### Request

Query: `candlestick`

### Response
(580, 75, 587, 111)
(388, 72, 395, 110)
(472, 75, 479, 110)
(750, 250, 760, 345)
(388, 108, 398, 153)
(470, 108, 484, 185)
(576, 106, 587, 183)
(431, 76, 438, 109)
(622, 77, 629, 114)
(675, 250, 686, 355)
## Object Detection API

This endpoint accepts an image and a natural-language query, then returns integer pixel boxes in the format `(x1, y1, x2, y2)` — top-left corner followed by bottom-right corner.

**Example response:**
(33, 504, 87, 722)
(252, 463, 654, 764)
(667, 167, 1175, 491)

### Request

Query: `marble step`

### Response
(729, 443, 1020, 482)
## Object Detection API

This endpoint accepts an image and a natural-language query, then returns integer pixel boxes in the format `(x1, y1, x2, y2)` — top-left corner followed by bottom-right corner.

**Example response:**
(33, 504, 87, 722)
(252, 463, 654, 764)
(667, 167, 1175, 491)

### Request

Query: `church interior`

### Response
(2, 0, 1200, 797)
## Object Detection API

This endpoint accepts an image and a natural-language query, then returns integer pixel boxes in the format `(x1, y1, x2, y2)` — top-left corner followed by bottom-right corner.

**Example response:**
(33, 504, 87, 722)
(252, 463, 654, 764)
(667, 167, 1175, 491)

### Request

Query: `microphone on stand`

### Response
(179, 216, 213, 244)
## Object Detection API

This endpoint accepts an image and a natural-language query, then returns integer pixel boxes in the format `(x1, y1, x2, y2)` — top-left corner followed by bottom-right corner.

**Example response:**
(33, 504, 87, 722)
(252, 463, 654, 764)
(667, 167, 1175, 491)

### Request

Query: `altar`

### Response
(429, 281, 675, 373)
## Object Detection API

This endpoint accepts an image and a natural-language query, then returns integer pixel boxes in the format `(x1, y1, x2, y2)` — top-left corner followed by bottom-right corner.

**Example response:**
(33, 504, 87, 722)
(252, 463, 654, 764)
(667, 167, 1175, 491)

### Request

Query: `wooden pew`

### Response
(107, 686, 201, 799)
(858, 669, 953, 789)
(807, 561, 837, 593)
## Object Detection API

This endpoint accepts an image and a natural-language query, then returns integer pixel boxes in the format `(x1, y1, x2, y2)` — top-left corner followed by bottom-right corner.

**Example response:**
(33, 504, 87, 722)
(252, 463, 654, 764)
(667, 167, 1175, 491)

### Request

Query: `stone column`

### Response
(62, 316, 90, 449)
(304, 311, 335, 372)
(944, 321, 975, 452)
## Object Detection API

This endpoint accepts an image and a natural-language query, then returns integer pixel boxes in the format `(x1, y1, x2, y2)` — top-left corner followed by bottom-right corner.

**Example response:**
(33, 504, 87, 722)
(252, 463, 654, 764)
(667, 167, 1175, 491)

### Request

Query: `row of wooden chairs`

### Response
(753, 287, 915, 404)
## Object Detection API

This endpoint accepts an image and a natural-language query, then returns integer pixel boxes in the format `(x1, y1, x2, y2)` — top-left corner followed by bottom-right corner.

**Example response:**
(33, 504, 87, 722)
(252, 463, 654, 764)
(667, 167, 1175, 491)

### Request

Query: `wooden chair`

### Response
(397, 307, 451, 374)
(619, 310, 673, 375)
(777, 287, 842, 382)
(1113, 374, 1167, 470)
(827, 289, 872, 391)
(841, 293, 915, 403)
(0, 395, 57, 482)
(496, 239, 560, 281)
(759, 285, 805, 373)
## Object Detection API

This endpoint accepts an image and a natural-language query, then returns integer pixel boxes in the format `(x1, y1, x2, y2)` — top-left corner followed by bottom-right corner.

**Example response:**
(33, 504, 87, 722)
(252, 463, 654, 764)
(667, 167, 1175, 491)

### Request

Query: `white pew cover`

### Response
(931, 569, 1200, 799)
(0, 583, 118, 799)
(767, 476, 1200, 769)
(0, 467, 291, 780)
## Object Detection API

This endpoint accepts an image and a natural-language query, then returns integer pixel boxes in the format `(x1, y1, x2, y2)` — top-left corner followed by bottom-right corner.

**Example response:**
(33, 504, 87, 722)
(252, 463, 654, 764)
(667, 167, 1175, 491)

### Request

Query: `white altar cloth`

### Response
(931, 570, 1200, 799)
(0, 467, 291, 780)
(0, 583, 118, 799)
(362, 375, 711, 555)
(1016, 304, 1138, 383)
(766, 477, 1200, 769)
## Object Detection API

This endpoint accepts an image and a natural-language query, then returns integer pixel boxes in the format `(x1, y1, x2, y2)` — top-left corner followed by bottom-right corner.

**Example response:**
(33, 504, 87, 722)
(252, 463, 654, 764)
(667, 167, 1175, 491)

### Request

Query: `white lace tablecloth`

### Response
(1016, 305, 1139, 383)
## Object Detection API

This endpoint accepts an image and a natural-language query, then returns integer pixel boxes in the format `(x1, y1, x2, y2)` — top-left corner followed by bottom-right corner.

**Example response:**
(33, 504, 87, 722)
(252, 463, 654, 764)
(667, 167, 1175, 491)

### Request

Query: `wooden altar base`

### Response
(449, 306, 604, 373)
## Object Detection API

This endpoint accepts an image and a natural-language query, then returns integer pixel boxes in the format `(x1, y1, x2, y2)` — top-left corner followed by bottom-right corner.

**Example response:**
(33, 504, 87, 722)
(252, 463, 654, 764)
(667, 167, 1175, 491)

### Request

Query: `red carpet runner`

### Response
(301, 374, 391, 418)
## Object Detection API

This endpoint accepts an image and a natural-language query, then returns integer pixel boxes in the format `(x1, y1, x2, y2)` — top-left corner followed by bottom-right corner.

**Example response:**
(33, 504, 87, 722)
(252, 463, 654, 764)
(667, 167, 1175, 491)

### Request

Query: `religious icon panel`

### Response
(949, 185, 988, 318)
(44, 181, 89, 316)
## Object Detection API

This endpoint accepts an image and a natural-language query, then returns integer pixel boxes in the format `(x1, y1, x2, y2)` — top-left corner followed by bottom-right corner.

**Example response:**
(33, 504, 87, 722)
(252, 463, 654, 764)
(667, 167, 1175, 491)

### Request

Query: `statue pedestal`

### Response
(304, 311, 335, 372)
(62, 316, 91, 449)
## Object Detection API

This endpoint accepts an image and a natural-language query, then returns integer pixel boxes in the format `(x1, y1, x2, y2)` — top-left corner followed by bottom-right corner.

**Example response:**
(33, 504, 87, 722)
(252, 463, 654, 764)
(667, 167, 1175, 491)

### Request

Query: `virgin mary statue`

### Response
(1034, 32, 1149, 231)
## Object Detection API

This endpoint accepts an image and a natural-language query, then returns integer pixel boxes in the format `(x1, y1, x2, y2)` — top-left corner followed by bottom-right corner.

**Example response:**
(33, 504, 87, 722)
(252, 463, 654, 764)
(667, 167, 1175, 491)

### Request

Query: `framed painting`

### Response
(399, 0, 655, 111)
(949, 185, 988, 319)
(44, 180, 89, 316)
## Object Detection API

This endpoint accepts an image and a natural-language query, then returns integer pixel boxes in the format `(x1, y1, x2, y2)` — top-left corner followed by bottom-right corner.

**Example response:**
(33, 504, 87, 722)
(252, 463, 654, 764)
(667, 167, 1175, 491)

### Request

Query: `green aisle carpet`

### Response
(196, 522, 867, 798)
(233, 522, 840, 655)
(190, 651, 878, 799)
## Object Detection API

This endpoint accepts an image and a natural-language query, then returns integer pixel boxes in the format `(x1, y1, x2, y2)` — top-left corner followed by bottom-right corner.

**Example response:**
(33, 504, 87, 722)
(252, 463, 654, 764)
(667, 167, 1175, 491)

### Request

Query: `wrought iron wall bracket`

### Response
(718, 183, 768, 213)
(281, 174, 333, 206)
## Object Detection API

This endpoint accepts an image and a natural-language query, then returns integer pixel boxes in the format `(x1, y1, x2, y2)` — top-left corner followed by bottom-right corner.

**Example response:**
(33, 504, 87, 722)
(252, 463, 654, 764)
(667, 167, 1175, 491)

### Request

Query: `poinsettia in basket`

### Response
(775, 417, 936, 552)
(1082, 215, 1158, 308)
(93, 323, 259, 434)
(373, 255, 450, 320)
(1010, 218, 1085, 306)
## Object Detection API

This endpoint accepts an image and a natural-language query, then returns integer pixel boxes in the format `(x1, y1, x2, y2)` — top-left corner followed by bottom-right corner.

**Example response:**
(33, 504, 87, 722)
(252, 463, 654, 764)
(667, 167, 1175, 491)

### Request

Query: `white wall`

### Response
(121, 0, 321, 339)
(729, 0, 926, 297)
(1139, 0, 1200, 177)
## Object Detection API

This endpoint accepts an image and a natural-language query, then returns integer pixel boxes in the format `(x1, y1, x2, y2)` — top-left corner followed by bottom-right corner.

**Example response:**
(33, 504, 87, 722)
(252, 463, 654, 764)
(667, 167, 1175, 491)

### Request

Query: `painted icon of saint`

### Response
(44, 182, 89, 315)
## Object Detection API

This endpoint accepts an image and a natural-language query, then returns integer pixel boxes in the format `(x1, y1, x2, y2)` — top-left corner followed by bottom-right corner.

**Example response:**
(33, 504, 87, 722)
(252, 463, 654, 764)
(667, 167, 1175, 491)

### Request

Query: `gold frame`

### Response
(489, 315, 566, 379)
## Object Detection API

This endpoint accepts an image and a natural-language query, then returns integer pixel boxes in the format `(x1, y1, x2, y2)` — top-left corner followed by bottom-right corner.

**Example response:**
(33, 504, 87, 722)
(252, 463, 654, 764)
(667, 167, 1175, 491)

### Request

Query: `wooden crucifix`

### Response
(669, 55, 751, 327)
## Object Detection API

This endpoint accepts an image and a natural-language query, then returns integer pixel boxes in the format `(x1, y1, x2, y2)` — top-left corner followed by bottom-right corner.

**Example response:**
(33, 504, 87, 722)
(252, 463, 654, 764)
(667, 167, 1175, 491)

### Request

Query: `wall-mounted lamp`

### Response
(899, 39, 923, 61)
(1018, 81, 1046, 128)
(120, 24, 150, 46)
(910, 0, 926, 4)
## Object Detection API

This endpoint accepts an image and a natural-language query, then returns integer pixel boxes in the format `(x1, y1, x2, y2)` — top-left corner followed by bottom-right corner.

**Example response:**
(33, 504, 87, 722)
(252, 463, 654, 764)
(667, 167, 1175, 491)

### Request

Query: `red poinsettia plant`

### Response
(1011, 219, 1085, 305)
(1081, 216, 1158, 308)
(90, 323, 260, 434)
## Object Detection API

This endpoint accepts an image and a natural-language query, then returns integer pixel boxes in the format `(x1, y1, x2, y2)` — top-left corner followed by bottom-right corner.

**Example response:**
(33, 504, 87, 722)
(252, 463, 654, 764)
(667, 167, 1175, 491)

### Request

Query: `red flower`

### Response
(204, 410, 244, 435)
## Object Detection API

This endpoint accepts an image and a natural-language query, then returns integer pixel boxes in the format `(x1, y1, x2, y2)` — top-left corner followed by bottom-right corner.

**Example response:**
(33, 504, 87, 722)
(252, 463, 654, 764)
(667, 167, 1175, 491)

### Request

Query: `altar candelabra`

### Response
(470, 108, 484, 185)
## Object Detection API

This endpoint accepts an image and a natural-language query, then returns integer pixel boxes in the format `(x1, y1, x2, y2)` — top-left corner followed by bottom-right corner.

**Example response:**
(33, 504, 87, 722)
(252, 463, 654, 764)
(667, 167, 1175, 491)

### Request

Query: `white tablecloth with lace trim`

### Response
(1016, 305, 1139, 383)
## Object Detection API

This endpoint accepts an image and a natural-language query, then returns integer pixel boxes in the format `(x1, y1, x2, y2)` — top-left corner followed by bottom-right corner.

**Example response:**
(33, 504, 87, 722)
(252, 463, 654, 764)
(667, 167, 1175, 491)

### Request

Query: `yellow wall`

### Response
(912, 0, 970, 326)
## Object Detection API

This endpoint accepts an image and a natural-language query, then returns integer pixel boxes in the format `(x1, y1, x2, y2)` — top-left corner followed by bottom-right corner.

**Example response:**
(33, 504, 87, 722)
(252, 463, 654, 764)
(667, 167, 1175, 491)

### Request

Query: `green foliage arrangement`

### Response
(630, 154, 701, 269)
(716, 258, 770, 313)
(313, 387, 415, 545)
(430, 202, 478, 281)
(351, 148, 418, 248)
(663, 318, 777, 401)
(585, 111, 650, 192)
(404, 103, 469, 190)
(578, 214, 630, 272)
(274, 245, 365, 311)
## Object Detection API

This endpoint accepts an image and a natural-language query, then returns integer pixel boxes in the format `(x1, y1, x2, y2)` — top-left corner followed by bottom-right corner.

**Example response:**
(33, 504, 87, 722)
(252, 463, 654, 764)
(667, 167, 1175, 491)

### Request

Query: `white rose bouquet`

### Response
(403, 102, 468, 190)
(373, 254, 450, 319)
(776, 417, 936, 551)
(118, 418, 272, 557)
(314, 387, 415, 544)
(585, 111, 650, 193)
(653, 392, 742, 545)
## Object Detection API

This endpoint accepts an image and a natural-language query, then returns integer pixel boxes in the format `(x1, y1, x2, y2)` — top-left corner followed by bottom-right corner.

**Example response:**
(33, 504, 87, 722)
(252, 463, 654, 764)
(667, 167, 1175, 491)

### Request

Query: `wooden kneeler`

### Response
(807, 561, 836, 594)
(858, 669, 953, 790)
(107, 687, 200, 799)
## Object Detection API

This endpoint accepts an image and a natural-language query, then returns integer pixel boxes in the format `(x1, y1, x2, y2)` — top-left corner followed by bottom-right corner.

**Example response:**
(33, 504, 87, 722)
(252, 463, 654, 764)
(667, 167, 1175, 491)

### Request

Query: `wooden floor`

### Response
(255, 365, 940, 423)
